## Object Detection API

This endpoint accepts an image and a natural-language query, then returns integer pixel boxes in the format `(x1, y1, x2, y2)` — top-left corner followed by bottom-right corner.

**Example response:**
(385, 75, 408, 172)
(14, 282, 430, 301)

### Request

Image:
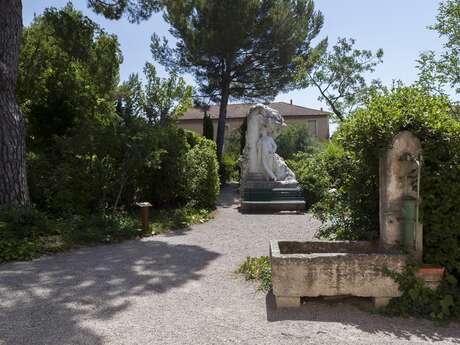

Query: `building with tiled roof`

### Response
(179, 101, 330, 140)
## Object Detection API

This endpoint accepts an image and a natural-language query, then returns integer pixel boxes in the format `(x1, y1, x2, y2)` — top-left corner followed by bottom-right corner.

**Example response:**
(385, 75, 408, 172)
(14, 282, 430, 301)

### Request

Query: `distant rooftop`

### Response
(181, 102, 330, 120)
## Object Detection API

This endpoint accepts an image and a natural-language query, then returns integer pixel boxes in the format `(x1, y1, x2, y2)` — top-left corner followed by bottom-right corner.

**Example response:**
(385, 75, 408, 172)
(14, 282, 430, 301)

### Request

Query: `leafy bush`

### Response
(149, 207, 212, 234)
(384, 265, 460, 321)
(237, 256, 272, 292)
(28, 124, 220, 215)
(139, 127, 220, 210)
(4, 5, 220, 264)
(288, 142, 347, 209)
(0, 206, 142, 262)
(139, 125, 191, 207)
(310, 87, 460, 278)
(0, 205, 50, 238)
(0, 204, 214, 263)
(184, 135, 220, 208)
(219, 128, 242, 183)
(0, 206, 51, 262)
(61, 213, 141, 245)
(28, 117, 161, 215)
(219, 154, 240, 183)
(276, 123, 318, 159)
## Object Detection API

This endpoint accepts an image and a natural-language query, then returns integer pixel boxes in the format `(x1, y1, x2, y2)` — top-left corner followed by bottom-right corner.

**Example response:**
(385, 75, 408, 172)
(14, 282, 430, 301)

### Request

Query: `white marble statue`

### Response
(240, 104, 297, 183)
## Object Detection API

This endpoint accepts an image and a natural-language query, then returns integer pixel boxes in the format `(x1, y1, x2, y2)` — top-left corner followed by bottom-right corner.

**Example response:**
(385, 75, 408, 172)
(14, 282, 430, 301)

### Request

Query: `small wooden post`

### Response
(136, 202, 152, 233)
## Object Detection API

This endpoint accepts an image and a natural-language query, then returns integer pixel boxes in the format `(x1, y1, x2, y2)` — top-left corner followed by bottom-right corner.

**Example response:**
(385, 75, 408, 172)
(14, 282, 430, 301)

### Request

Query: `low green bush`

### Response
(149, 207, 212, 234)
(219, 154, 240, 184)
(0, 206, 142, 262)
(0, 206, 52, 261)
(0, 204, 213, 263)
(237, 256, 272, 291)
(28, 117, 162, 215)
(384, 265, 460, 321)
(0, 205, 50, 238)
(288, 142, 347, 210)
(61, 213, 141, 245)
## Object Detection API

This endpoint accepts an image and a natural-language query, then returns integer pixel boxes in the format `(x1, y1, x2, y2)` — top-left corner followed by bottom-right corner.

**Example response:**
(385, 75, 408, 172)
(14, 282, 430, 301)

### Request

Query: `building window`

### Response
(307, 120, 318, 137)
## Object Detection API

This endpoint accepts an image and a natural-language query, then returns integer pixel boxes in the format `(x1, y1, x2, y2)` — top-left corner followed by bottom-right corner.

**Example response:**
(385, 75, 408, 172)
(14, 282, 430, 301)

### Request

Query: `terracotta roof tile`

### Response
(180, 102, 329, 120)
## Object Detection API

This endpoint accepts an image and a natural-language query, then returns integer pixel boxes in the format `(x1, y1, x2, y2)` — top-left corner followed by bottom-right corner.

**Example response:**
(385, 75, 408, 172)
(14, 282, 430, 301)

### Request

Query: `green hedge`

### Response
(137, 127, 220, 209)
(308, 87, 460, 277)
(28, 124, 220, 215)
(184, 135, 220, 209)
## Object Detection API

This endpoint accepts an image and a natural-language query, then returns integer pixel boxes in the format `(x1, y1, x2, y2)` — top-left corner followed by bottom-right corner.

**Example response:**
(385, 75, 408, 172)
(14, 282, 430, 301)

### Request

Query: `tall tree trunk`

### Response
(215, 82, 230, 161)
(0, 0, 29, 205)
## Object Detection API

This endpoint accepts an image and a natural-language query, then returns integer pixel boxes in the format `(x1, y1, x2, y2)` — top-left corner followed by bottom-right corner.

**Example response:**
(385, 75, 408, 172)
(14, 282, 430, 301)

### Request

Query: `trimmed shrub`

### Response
(185, 135, 220, 208)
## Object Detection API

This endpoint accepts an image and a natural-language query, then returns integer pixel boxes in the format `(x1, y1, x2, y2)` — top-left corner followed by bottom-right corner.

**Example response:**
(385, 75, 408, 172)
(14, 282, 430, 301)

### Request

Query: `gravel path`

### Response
(1, 185, 459, 345)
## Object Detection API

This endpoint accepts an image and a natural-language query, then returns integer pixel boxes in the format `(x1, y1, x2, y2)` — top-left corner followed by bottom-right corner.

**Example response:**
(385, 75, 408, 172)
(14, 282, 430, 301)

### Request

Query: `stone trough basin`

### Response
(270, 240, 407, 308)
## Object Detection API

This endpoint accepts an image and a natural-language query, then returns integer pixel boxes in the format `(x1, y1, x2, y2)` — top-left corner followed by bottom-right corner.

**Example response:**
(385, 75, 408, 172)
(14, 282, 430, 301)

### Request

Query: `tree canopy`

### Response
(151, 0, 326, 158)
(18, 3, 123, 147)
(118, 63, 192, 126)
(1, 0, 165, 206)
(87, 0, 162, 22)
(295, 37, 384, 121)
(417, 0, 460, 99)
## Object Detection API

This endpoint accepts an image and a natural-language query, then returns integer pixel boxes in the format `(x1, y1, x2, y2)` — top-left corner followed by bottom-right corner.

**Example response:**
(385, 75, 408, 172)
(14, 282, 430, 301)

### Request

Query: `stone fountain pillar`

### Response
(379, 131, 423, 259)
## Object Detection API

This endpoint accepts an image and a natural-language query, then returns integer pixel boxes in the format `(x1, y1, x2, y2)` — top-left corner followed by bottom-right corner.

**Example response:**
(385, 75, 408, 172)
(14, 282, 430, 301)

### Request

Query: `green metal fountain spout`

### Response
(399, 152, 423, 261)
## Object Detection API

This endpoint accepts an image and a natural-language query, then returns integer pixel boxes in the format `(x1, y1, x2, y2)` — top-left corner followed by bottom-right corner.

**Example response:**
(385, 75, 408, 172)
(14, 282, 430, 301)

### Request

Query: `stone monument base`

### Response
(240, 173, 305, 213)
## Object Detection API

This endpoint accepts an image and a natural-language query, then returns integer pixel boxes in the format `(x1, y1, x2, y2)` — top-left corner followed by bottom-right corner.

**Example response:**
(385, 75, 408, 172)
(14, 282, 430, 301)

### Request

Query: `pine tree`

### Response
(151, 0, 326, 160)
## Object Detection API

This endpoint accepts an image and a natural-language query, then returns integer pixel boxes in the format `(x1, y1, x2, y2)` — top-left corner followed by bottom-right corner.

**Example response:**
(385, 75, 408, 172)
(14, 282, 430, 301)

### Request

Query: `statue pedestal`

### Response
(240, 173, 305, 213)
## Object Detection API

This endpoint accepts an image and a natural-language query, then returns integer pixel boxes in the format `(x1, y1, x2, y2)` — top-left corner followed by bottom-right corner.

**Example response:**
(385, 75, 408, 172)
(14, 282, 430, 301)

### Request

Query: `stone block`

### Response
(270, 240, 407, 308)
(275, 296, 301, 308)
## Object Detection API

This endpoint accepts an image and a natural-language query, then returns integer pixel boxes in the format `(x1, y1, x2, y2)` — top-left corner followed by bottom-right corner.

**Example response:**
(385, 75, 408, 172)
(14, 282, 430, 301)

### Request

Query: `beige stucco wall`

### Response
(178, 115, 330, 141)
(283, 115, 330, 140)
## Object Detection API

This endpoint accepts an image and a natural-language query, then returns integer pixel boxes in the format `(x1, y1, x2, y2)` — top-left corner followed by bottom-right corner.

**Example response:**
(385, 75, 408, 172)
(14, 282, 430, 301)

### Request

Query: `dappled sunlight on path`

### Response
(0, 185, 459, 345)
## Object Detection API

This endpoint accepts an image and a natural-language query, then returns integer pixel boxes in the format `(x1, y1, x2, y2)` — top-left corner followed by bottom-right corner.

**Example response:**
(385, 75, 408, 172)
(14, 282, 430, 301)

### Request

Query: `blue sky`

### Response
(23, 0, 443, 112)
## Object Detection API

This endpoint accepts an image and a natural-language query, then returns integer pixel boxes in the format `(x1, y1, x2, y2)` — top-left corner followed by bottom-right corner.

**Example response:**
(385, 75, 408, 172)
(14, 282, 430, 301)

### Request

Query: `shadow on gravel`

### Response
(237, 209, 306, 215)
(159, 228, 190, 237)
(0, 240, 220, 345)
(265, 292, 460, 343)
(218, 183, 240, 208)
